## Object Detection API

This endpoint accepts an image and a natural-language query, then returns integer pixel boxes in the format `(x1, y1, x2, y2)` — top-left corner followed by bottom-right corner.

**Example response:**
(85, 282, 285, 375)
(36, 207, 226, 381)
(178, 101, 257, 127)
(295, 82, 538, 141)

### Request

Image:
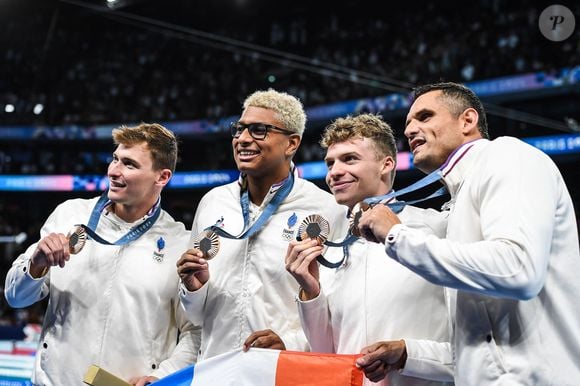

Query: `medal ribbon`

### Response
(316, 169, 446, 269)
(75, 191, 161, 246)
(316, 141, 479, 268)
(207, 172, 294, 240)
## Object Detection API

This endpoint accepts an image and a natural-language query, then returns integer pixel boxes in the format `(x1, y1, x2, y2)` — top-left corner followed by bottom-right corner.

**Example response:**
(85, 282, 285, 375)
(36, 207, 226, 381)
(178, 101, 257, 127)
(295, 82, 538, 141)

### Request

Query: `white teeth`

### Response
(239, 151, 258, 156)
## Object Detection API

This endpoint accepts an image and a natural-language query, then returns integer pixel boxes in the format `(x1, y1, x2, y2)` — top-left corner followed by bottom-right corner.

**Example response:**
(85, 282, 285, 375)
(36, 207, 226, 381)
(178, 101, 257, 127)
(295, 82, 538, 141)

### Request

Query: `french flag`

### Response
(153, 348, 363, 386)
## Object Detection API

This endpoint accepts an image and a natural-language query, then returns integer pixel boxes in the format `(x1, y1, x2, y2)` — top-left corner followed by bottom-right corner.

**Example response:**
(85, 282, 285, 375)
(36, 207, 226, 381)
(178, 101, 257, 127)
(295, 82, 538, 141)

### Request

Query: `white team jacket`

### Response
(385, 138, 580, 385)
(298, 205, 453, 386)
(5, 196, 199, 385)
(180, 176, 349, 361)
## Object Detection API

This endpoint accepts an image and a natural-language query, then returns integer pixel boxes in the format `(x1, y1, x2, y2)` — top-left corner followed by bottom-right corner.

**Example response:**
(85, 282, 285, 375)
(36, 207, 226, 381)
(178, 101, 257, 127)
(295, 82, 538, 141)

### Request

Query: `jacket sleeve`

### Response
(179, 281, 209, 326)
(385, 141, 558, 300)
(4, 254, 50, 308)
(4, 205, 62, 308)
(151, 294, 201, 378)
(296, 289, 335, 353)
(401, 339, 454, 382)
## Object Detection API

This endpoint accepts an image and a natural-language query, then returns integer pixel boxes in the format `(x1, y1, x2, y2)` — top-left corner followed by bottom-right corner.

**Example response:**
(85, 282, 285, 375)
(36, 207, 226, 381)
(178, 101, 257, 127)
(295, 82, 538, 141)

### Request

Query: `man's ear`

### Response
(380, 155, 396, 181)
(156, 169, 172, 187)
(462, 107, 480, 136)
(286, 135, 302, 158)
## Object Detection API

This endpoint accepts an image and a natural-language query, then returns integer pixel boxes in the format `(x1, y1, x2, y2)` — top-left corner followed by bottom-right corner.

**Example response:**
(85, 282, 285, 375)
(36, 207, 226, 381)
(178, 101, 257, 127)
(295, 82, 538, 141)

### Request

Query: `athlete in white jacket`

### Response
(177, 89, 348, 361)
(5, 124, 198, 386)
(357, 83, 580, 385)
(286, 114, 453, 386)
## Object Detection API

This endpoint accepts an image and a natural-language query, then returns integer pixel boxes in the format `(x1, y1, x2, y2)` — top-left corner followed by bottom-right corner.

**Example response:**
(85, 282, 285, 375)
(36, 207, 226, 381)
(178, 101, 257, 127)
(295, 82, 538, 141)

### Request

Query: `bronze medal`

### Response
(67, 225, 87, 254)
(192, 230, 220, 259)
(298, 214, 330, 245)
(348, 202, 371, 237)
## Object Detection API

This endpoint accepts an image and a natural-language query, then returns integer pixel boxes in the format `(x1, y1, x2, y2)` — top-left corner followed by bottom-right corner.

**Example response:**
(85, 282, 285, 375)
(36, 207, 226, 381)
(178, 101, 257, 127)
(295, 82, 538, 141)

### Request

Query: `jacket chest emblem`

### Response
(281, 212, 298, 242)
(152, 236, 165, 263)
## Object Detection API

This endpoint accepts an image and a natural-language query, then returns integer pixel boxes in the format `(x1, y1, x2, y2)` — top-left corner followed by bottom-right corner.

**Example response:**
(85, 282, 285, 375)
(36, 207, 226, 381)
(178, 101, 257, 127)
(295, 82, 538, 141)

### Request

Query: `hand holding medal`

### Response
(297, 214, 330, 246)
(295, 214, 349, 269)
(351, 204, 402, 244)
(177, 230, 220, 292)
(29, 225, 87, 277)
(284, 215, 330, 300)
(293, 206, 383, 269)
(191, 230, 220, 259)
(67, 225, 88, 254)
(348, 202, 372, 238)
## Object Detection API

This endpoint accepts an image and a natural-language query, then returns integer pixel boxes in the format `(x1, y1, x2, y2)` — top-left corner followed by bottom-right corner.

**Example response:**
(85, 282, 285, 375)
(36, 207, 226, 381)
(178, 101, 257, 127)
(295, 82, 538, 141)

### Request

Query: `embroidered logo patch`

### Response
(152, 236, 165, 263)
(281, 212, 298, 241)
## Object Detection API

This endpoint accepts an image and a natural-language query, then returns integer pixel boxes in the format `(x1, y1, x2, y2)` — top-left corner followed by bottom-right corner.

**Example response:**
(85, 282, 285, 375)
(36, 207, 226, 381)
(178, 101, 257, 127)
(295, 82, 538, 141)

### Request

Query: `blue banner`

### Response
(0, 134, 578, 191)
(151, 364, 193, 385)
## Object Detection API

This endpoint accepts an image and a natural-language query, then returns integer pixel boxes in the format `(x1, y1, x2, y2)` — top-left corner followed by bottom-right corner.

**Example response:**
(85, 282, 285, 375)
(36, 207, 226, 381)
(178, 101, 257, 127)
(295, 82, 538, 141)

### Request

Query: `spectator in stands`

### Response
(177, 89, 348, 360)
(4, 123, 199, 386)
(356, 82, 580, 384)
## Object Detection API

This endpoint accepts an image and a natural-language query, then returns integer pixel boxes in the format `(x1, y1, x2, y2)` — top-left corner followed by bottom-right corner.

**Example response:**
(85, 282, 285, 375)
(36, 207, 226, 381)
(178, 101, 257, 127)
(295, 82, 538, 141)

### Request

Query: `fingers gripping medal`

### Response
(297, 214, 330, 245)
(348, 202, 371, 237)
(66, 225, 87, 254)
(192, 230, 220, 259)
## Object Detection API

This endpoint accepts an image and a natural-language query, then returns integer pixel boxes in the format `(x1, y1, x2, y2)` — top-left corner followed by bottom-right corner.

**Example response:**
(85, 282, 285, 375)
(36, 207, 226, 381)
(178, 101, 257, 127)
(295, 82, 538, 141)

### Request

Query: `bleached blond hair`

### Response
(242, 89, 307, 136)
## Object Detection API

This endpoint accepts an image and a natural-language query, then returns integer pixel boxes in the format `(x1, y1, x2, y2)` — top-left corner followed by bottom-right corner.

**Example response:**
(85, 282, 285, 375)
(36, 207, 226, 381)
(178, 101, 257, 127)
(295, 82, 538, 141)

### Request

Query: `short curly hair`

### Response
(243, 89, 307, 136)
(321, 113, 397, 183)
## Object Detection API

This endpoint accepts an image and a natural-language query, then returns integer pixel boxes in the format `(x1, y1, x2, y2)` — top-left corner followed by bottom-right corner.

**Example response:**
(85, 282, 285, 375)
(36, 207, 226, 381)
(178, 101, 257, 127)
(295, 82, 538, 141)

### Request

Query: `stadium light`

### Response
(0, 232, 27, 244)
(565, 117, 579, 132)
(33, 103, 44, 115)
(105, 0, 143, 9)
(4, 104, 14, 113)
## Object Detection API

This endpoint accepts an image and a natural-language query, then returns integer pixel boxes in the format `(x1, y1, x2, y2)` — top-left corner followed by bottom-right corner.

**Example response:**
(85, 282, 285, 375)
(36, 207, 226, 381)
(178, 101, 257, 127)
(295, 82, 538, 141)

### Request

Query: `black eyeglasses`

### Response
(230, 122, 296, 140)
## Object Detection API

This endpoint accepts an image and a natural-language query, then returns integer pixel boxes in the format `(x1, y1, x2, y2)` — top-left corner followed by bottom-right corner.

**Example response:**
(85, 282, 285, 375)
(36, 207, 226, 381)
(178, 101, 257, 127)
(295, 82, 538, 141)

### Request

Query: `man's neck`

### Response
(111, 199, 158, 223)
(246, 172, 290, 205)
(347, 187, 392, 211)
(369, 187, 392, 202)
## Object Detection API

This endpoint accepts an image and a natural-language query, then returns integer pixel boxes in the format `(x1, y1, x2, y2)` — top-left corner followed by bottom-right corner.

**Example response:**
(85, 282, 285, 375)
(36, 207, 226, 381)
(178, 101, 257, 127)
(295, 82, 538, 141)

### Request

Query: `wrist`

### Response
(397, 339, 408, 370)
(184, 281, 201, 292)
(28, 260, 49, 279)
(299, 283, 320, 301)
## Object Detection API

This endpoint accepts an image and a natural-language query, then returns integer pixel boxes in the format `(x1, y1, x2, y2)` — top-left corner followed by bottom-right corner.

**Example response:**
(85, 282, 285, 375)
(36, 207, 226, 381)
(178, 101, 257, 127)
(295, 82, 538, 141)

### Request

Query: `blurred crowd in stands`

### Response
(1, 0, 578, 127)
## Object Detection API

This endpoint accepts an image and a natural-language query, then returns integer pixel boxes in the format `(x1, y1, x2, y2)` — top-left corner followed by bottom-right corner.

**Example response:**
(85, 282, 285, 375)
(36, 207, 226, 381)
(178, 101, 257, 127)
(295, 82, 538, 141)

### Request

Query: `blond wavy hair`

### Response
(243, 89, 307, 136)
(320, 113, 397, 183)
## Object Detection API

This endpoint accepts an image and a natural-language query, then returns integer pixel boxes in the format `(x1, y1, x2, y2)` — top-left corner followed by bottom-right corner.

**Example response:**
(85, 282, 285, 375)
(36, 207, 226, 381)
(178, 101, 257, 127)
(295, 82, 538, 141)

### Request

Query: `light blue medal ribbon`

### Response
(207, 172, 294, 239)
(317, 168, 447, 269)
(75, 191, 161, 246)
(317, 141, 480, 268)
(360, 137, 479, 209)
(363, 169, 445, 207)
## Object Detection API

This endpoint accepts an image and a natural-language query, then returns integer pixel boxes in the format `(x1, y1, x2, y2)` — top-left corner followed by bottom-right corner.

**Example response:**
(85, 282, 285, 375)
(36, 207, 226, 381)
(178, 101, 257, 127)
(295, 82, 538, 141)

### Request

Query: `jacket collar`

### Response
(440, 139, 489, 197)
